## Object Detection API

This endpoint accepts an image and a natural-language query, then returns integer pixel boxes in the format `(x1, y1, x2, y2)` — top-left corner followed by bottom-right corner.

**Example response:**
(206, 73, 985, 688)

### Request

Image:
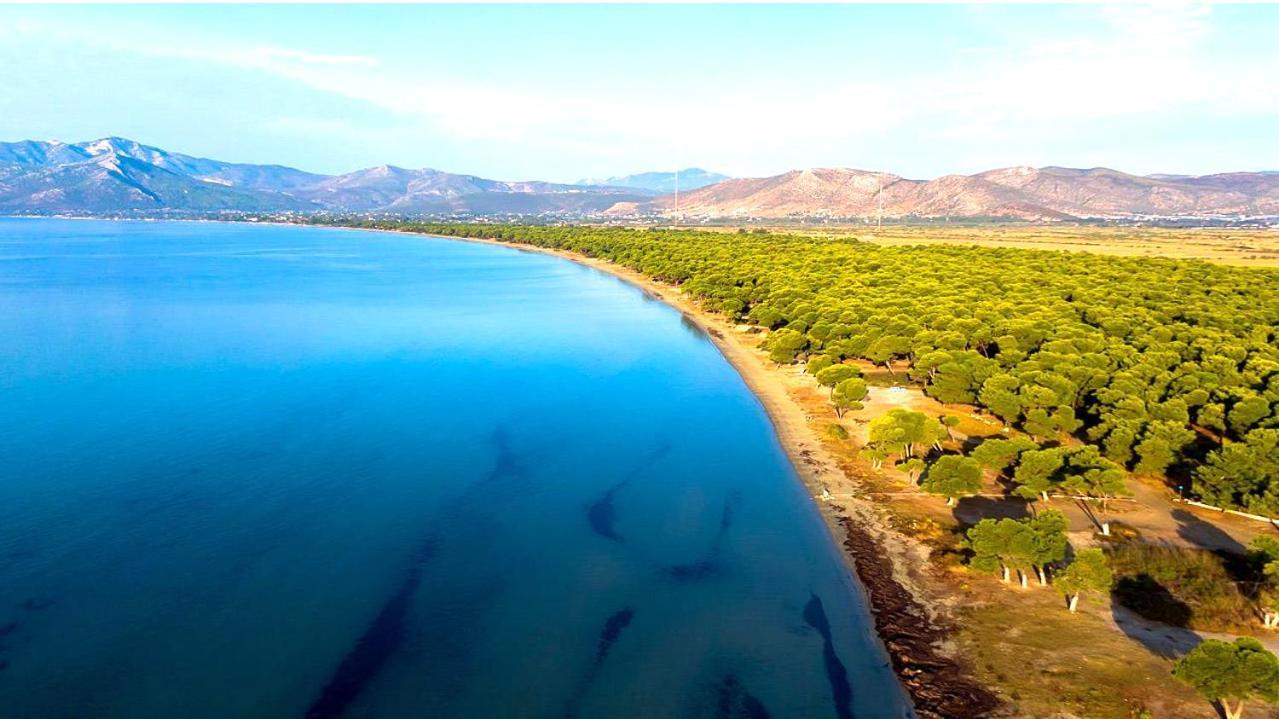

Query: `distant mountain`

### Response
(609, 166, 1279, 220)
(0, 140, 316, 213)
(299, 164, 643, 214)
(4, 138, 1276, 221)
(0, 137, 651, 216)
(579, 168, 728, 194)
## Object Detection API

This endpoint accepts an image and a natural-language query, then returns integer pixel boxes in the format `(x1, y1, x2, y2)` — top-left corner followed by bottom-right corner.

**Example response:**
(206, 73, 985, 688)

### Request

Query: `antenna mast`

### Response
(674, 168, 679, 221)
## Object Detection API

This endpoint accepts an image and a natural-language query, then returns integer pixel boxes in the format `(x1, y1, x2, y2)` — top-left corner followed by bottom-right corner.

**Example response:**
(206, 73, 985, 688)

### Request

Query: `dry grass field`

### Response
(691, 224, 1279, 267)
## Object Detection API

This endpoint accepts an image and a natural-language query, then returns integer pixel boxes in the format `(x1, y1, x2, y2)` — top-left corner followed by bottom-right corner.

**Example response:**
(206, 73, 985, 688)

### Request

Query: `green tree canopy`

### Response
(766, 328, 808, 364)
(1055, 548, 1112, 612)
(921, 455, 984, 506)
(806, 354, 835, 376)
(971, 436, 1039, 475)
(1173, 638, 1279, 719)
(815, 363, 861, 390)
(1025, 509, 1070, 585)
(965, 517, 1034, 585)
(1011, 447, 1068, 501)
(1194, 430, 1279, 517)
(896, 457, 926, 482)
(867, 409, 946, 460)
(831, 377, 869, 418)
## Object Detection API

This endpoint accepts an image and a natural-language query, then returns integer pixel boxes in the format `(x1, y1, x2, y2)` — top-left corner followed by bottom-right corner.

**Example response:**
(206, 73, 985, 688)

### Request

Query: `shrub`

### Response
(1107, 544, 1254, 632)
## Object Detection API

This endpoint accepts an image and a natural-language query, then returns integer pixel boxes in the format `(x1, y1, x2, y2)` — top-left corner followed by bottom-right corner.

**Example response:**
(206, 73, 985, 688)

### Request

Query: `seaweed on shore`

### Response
(834, 510, 1001, 719)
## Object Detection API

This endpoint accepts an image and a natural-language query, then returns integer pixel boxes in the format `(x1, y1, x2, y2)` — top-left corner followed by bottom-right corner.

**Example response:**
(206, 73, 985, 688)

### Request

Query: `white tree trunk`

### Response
(1018, 570, 1028, 589)
(1225, 698, 1244, 719)
(1036, 566, 1047, 586)
(1068, 594, 1079, 612)
(1040, 491, 1049, 502)
(1001, 565, 1010, 583)
(946, 496, 956, 507)
(1101, 521, 1111, 537)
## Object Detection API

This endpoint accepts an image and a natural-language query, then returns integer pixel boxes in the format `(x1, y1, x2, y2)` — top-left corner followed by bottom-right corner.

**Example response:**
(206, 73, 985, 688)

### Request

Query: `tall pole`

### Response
(674, 168, 679, 221)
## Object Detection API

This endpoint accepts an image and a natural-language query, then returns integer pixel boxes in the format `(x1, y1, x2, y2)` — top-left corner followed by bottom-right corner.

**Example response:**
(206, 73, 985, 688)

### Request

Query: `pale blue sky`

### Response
(2, 4, 1276, 182)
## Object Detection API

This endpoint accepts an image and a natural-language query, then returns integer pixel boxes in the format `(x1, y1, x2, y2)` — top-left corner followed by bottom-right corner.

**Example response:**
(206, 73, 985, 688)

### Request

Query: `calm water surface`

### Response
(0, 219, 910, 718)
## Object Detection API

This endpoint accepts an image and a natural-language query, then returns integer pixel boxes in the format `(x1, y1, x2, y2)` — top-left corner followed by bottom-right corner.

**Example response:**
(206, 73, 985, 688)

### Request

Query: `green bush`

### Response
(1107, 544, 1254, 632)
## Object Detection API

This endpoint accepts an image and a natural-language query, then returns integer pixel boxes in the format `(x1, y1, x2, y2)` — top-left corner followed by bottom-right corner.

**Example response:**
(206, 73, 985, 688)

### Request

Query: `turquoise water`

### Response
(0, 218, 909, 718)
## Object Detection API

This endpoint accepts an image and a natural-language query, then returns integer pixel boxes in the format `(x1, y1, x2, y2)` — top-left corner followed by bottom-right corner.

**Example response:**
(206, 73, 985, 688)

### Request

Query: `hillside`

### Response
(619, 166, 1279, 221)
(0, 137, 650, 216)
(4, 138, 1277, 220)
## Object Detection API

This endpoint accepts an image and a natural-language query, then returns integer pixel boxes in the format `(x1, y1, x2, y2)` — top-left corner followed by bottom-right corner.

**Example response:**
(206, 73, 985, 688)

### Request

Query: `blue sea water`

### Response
(0, 218, 910, 718)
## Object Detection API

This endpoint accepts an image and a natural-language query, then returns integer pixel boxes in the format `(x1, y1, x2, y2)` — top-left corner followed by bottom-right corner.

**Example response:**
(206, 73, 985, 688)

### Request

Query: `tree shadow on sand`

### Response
(1171, 508, 1247, 556)
(1110, 601, 1203, 661)
(1110, 577, 1200, 660)
(951, 495, 1032, 525)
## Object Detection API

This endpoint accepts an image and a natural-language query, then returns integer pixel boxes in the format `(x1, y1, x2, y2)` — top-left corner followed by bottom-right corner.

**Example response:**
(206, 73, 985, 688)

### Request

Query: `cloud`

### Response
(7, 4, 1277, 178)
(157, 2, 1272, 174)
(903, 3, 1279, 144)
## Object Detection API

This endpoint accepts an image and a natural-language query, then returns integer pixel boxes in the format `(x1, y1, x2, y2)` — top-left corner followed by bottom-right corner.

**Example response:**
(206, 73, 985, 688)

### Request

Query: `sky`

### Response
(1, 3, 1277, 182)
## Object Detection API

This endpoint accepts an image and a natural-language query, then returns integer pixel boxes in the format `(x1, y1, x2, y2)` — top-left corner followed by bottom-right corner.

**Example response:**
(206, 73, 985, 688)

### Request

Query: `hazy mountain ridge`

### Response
(3, 137, 1276, 220)
(624, 166, 1279, 220)
(0, 138, 651, 215)
(579, 168, 729, 193)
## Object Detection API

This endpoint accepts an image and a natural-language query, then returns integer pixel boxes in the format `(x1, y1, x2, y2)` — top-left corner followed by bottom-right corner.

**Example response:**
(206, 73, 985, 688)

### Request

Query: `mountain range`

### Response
(0, 137, 654, 216)
(2, 137, 1277, 221)
(611, 166, 1279, 221)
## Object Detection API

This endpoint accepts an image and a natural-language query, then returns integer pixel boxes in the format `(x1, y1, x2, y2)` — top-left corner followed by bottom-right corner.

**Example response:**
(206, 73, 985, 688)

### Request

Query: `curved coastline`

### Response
(3, 217, 921, 718)
(382, 228, 1000, 718)
(10, 216, 991, 715)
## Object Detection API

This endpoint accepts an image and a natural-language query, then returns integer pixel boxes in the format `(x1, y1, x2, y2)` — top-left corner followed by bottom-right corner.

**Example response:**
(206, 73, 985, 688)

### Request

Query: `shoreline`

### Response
(10, 215, 994, 715)
(402, 230, 1000, 718)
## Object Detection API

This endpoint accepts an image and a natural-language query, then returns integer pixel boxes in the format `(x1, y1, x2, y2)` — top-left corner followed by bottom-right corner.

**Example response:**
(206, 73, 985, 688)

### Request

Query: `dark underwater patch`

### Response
(803, 593, 853, 719)
(483, 427, 524, 484)
(595, 608, 634, 664)
(665, 493, 738, 581)
(586, 491, 623, 542)
(563, 608, 638, 719)
(304, 538, 437, 719)
(716, 674, 771, 719)
(585, 441, 671, 543)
